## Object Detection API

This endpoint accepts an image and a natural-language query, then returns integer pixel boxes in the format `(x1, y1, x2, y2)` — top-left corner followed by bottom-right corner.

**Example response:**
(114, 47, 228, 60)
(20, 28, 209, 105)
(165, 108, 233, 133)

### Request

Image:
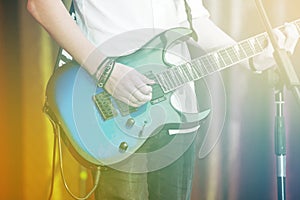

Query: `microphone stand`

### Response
(255, 1, 300, 200)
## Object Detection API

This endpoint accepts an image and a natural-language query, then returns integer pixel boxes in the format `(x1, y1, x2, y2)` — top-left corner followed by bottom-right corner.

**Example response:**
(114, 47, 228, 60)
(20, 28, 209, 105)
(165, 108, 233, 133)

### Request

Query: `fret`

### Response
(218, 49, 232, 66)
(190, 60, 201, 79)
(207, 54, 218, 72)
(209, 53, 220, 71)
(213, 52, 226, 69)
(224, 48, 234, 64)
(254, 36, 264, 52)
(257, 34, 268, 49)
(156, 73, 168, 92)
(197, 59, 207, 76)
(241, 41, 255, 57)
(178, 65, 190, 83)
(247, 40, 255, 55)
(177, 67, 188, 85)
(205, 54, 217, 72)
(186, 62, 198, 80)
(162, 72, 172, 91)
(173, 68, 184, 85)
(193, 60, 204, 77)
(211, 52, 224, 70)
(165, 70, 176, 89)
(239, 41, 251, 57)
(161, 71, 172, 90)
(239, 42, 251, 57)
(182, 63, 194, 81)
(225, 46, 239, 64)
(170, 68, 183, 86)
(170, 68, 183, 87)
(235, 44, 247, 60)
(249, 38, 261, 55)
(201, 56, 212, 73)
(231, 46, 240, 62)
(199, 59, 210, 75)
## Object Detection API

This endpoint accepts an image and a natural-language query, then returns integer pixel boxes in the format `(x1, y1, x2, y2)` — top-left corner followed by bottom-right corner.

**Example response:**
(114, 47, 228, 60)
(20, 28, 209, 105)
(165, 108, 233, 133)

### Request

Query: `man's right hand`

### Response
(104, 63, 155, 107)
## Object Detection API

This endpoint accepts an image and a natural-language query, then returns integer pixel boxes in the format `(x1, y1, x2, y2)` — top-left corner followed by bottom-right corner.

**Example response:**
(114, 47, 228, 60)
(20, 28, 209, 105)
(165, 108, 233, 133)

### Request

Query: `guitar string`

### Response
(98, 20, 299, 95)
(169, 18, 300, 85)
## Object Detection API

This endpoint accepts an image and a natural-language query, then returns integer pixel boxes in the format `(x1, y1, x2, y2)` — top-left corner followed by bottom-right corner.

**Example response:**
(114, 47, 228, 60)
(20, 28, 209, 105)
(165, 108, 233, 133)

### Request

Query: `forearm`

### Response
(27, 0, 104, 75)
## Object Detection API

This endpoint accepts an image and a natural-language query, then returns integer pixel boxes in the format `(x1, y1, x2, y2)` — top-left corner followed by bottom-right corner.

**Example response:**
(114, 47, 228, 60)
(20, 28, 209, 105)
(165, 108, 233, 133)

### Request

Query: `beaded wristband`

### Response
(97, 59, 115, 88)
(93, 57, 110, 82)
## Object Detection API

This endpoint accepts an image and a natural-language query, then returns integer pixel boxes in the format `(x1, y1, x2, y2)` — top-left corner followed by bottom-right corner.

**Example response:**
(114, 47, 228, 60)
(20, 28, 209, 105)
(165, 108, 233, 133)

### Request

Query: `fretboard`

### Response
(156, 18, 300, 93)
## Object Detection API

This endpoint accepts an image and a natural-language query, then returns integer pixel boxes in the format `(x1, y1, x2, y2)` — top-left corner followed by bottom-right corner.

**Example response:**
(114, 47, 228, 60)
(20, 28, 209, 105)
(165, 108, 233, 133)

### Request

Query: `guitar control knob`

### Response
(119, 142, 128, 152)
(126, 118, 135, 128)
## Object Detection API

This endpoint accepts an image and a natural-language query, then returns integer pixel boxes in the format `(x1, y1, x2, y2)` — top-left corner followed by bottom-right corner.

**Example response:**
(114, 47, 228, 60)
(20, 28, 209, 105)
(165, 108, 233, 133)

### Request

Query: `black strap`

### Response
(52, 1, 76, 73)
(183, 0, 198, 41)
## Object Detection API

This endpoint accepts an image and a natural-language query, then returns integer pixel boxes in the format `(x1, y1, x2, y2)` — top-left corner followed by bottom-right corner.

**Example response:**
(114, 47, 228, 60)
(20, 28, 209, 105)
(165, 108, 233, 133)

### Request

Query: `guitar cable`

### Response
(46, 112, 101, 200)
(47, 124, 57, 200)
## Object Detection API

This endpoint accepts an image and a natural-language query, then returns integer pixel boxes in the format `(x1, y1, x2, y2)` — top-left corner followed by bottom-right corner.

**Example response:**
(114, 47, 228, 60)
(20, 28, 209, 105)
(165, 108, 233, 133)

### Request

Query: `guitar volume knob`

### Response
(119, 142, 129, 152)
(126, 118, 135, 128)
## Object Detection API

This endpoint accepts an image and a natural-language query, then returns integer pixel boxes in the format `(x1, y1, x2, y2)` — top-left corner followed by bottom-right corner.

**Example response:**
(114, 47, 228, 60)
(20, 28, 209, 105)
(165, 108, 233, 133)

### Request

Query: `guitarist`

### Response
(27, 0, 299, 199)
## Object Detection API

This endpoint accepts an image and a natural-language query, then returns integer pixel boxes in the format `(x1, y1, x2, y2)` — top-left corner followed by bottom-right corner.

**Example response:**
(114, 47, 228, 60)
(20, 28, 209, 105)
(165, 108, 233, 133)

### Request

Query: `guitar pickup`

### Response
(115, 99, 138, 116)
(150, 83, 166, 104)
(144, 71, 166, 105)
(93, 92, 118, 121)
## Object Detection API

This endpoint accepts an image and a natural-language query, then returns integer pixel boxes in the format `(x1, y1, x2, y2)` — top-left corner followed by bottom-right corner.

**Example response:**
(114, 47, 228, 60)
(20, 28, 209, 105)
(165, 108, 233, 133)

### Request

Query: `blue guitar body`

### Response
(45, 28, 210, 166)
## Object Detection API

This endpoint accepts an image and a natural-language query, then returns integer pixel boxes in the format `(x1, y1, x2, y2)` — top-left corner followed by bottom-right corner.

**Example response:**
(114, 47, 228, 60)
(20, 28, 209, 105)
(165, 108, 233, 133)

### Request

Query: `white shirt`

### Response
(73, 0, 209, 45)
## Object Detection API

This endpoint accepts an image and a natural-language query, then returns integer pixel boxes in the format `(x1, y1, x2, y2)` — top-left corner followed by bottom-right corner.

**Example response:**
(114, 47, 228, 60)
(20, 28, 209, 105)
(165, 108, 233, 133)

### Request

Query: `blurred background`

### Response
(1, 0, 300, 199)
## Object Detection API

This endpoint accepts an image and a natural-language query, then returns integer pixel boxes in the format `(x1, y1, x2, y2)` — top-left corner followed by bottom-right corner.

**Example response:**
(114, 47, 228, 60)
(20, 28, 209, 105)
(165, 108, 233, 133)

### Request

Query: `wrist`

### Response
(93, 58, 115, 88)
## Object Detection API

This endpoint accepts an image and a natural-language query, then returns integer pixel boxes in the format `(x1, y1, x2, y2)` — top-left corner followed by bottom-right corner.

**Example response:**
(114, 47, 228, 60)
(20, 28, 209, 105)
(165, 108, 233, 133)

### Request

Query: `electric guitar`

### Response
(45, 20, 300, 167)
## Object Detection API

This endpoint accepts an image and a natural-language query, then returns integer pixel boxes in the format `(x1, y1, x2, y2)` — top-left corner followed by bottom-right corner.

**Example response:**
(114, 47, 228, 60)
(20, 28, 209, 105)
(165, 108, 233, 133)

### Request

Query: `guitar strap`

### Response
(183, 1, 211, 148)
(183, 0, 198, 41)
(51, 1, 76, 73)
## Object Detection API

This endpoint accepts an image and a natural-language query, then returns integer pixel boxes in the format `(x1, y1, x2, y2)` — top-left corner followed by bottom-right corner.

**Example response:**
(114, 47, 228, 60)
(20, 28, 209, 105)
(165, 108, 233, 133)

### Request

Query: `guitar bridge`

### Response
(93, 91, 118, 121)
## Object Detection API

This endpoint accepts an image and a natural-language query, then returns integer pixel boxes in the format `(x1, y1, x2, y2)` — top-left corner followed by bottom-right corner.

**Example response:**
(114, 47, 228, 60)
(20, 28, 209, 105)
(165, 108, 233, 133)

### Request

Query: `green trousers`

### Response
(94, 130, 197, 200)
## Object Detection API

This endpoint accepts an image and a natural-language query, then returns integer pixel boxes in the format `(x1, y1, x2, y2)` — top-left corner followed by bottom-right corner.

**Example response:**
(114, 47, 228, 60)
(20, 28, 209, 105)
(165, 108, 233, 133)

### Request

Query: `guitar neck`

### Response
(156, 19, 300, 93)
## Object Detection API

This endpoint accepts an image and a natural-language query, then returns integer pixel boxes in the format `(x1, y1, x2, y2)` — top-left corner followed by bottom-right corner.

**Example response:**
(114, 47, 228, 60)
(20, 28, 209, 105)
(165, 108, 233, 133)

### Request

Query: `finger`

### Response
(283, 23, 299, 39)
(128, 89, 151, 107)
(132, 89, 152, 103)
(133, 74, 154, 94)
(138, 84, 152, 95)
(118, 96, 144, 108)
(264, 37, 274, 57)
(273, 28, 286, 49)
(284, 23, 300, 54)
(139, 73, 155, 85)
